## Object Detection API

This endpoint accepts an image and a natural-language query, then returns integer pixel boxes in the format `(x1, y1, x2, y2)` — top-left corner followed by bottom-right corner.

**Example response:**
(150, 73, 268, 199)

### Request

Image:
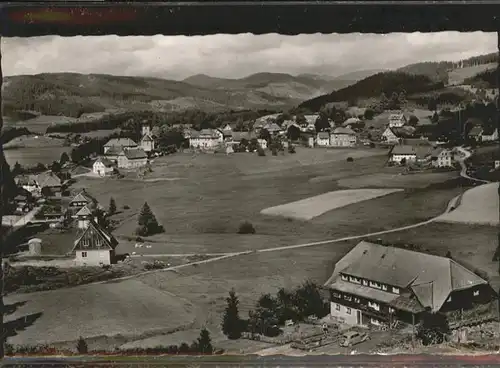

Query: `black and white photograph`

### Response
(0, 31, 499, 356)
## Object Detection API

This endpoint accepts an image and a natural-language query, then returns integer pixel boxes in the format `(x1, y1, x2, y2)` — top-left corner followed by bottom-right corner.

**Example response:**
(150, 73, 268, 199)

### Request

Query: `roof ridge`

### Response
(449, 258, 488, 283)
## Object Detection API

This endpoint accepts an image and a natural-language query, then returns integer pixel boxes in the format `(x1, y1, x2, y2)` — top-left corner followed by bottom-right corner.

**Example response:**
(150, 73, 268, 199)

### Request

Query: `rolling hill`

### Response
(3, 71, 376, 120)
(298, 71, 444, 112)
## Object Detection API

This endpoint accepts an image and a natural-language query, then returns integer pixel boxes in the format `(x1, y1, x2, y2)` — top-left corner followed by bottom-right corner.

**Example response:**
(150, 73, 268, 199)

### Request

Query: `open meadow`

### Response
(437, 182, 499, 226)
(4, 135, 69, 166)
(4, 115, 77, 135)
(67, 148, 465, 255)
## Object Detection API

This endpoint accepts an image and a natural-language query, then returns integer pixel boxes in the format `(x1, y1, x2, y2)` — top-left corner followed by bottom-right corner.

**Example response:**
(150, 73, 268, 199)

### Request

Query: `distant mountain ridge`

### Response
(2, 70, 378, 119)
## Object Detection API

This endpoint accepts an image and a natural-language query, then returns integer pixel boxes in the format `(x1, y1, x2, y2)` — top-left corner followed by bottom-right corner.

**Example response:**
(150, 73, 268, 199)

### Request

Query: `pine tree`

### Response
(109, 197, 117, 215)
(136, 202, 163, 236)
(222, 289, 243, 339)
(60, 152, 70, 165)
(196, 328, 213, 354)
(76, 336, 88, 354)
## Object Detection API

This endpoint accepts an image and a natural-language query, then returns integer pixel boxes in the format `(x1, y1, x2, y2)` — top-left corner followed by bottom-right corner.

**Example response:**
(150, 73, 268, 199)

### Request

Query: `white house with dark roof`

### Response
(140, 124, 156, 153)
(103, 138, 138, 154)
(388, 112, 408, 128)
(430, 148, 454, 168)
(480, 127, 499, 142)
(92, 157, 116, 177)
(74, 205, 94, 229)
(389, 145, 417, 164)
(316, 132, 330, 147)
(330, 127, 357, 147)
(117, 148, 148, 169)
(72, 220, 119, 266)
(189, 129, 224, 150)
(327, 241, 494, 327)
(69, 190, 99, 212)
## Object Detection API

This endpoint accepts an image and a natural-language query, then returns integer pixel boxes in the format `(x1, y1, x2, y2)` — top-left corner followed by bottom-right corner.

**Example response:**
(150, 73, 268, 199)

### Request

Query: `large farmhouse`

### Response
(388, 112, 408, 128)
(92, 157, 116, 177)
(189, 129, 224, 150)
(330, 127, 357, 147)
(327, 241, 494, 327)
(15, 172, 63, 197)
(117, 148, 148, 169)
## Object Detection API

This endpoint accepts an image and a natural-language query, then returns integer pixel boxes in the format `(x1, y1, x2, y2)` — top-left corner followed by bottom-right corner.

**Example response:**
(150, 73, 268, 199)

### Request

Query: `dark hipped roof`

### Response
(94, 157, 115, 167)
(329, 241, 488, 312)
(333, 127, 356, 135)
(124, 148, 148, 160)
(469, 126, 483, 136)
(317, 132, 330, 139)
(230, 131, 257, 141)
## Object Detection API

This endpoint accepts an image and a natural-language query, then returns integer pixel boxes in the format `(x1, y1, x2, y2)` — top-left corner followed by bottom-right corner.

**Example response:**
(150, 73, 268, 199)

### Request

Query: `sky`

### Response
(1, 32, 496, 80)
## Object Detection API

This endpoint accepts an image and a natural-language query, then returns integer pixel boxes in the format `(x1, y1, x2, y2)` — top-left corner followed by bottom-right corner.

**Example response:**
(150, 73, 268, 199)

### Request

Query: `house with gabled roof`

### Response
(388, 111, 408, 128)
(430, 148, 454, 168)
(71, 220, 119, 266)
(73, 205, 94, 229)
(467, 126, 483, 142)
(330, 127, 357, 147)
(69, 190, 98, 211)
(189, 129, 224, 150)
(316, 132, 330, 147)
(103, 138, 138, 154)
(117, 148, 148, 169)
(327, 241, 495, 327)
(92, 157, 116, 177)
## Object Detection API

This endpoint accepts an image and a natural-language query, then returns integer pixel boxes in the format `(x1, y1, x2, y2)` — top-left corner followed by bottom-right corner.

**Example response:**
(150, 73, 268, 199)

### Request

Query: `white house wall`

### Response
(330, 302, 360, 325)
(75, 250, 111, 266)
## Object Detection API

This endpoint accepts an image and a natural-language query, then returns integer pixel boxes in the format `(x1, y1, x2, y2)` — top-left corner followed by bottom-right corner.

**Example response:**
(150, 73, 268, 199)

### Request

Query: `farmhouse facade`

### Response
(189, 129, 224, 150)
(431, 148, 454, 168)
(327, 241, 493, 327)
(69, 190, 98, 212)
(92, 157, 116, 177)
(103, 138, 138, 154)
(15, 172, 63, 197)
(381, 128, 400, 144)
(72, 220, 119, 266)
(117, 148, 148, 169)
(330, 127, 357, 147)
(388, 112, 408, 128)
(316, 132, 330, 147)
(389, 145, 417, 164)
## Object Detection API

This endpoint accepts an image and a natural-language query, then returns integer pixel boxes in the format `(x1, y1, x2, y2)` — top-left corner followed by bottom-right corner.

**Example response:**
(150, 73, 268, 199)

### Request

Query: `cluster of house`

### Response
(327, 241, 494, 328)
(92, 125, 155, 176)
(13, 172, 65, 214)
(67, 190, 119, 266)
(467, 124, 499, 143)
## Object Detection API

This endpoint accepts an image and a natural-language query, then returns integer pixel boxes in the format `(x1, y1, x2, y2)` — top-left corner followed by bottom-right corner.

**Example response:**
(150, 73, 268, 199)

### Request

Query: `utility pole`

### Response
(0, 34, 5, 359)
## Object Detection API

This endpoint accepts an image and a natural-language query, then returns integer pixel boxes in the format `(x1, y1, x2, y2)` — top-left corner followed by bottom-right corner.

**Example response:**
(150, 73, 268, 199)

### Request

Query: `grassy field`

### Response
(337, 171, 459, 189)
(437, 182, 499, 226)
(448, 63, 497, 85)
(4, 279, 197, 347)
(68, 148, 463, 255)
(4, 135, 69, 166)
(261, 188, 403, 220)
(4, 115, 77, 134)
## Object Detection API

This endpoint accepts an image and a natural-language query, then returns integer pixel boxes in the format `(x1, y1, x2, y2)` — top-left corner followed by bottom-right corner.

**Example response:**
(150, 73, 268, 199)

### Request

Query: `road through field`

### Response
(456, 146, 490, 184)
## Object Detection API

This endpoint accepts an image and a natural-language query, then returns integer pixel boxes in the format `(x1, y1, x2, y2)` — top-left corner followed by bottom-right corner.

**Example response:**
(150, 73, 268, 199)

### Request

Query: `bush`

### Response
(346, 157, 354, 162)
(238, 221, 256, 234)
(288, 145, 296, 154)
(123, 205, 130, 210)
(257, 147, 266, 156)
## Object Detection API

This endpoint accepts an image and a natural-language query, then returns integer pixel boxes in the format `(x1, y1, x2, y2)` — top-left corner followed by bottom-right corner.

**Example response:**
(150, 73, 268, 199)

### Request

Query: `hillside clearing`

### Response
(260, 189, 403, 220)
(4, 279, 196, 347)
(4, 136, 69, 166)
(448, 63, 497, 86)
(436, 182, 499, 226)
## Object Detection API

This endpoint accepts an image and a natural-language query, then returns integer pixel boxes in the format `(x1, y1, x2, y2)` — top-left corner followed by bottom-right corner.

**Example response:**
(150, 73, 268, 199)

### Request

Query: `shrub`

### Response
(257, 147, 266, 156)
(123, 205, 130, 210)
(288, 145, 296, 154)
(238, 221, 256, 234)
(346, 157, 354, 162)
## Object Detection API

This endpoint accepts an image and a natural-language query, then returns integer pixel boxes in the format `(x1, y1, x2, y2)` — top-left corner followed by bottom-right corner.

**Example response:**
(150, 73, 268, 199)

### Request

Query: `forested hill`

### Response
(464, 69, 497, 89)
(397, 52, 498, 83)
(298, 71, 442, 112)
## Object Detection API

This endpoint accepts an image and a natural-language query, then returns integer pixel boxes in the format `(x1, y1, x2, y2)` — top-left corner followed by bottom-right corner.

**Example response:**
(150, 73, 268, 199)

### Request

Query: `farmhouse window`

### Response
(333, 292, 341, 298)
(447, 296, 452, 302)
(362, 280, 368, 286)
(344, 295, 352, 301)
(474, 290, 480, 296)
(341, 274, 348, 281)
(336, 304, 340, 311)
(381, 285, 388, 291)
(82, 252, 88, 258)
(392, 287, 400, 294)
(371, 318, 381, 326)
(389, 307, 395, 314)
(346, 307, 352, 315)
(354, 298, 360, 303)
(368, 301, 380, 311)
(82, 238, 90, 247)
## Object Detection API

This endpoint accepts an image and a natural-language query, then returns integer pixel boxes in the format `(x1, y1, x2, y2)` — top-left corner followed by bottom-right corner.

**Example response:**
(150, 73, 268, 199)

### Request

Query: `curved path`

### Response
(455, 146, 490, 184)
